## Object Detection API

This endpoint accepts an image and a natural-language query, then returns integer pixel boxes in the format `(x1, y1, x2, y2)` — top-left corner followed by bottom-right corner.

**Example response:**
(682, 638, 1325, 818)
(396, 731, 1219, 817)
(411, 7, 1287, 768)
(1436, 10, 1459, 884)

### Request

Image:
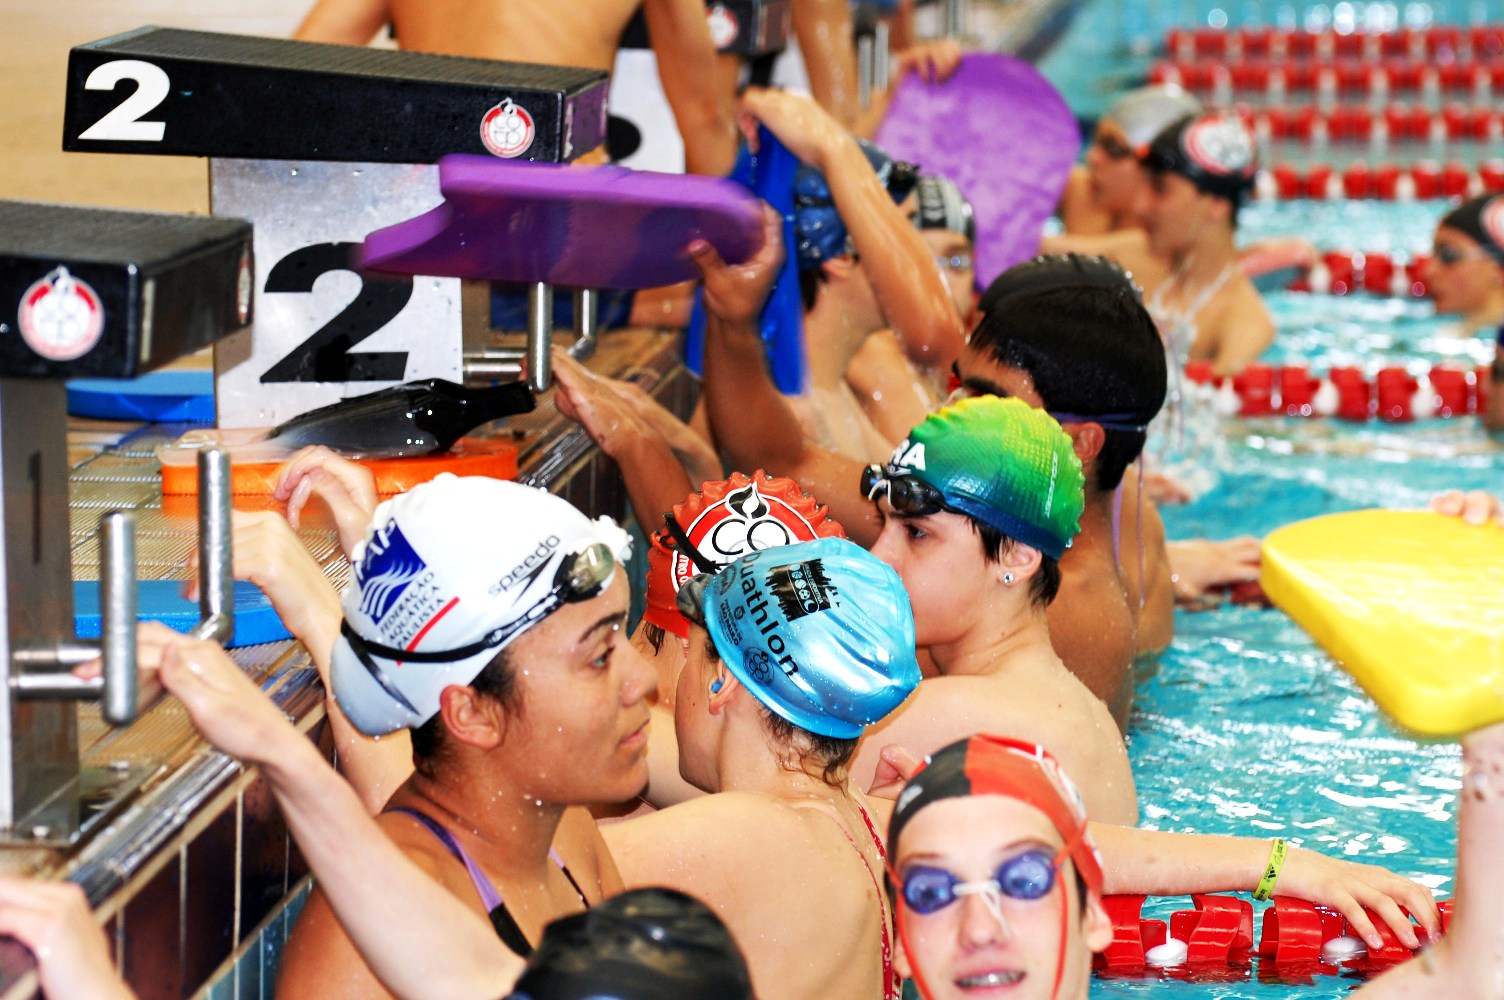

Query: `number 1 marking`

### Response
(78, 60, 169, 142)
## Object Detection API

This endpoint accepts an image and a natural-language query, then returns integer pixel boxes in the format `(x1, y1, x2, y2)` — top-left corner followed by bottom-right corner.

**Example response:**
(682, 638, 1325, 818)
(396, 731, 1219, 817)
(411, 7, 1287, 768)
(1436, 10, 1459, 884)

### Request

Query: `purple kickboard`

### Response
(360, 155, 765, 289)
(876, 53, 1080, 287)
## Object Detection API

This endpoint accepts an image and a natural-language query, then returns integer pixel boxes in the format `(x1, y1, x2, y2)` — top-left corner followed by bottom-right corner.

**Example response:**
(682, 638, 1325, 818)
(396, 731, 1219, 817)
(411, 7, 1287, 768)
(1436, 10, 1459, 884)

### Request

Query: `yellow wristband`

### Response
(1253, 838, 1288, 901)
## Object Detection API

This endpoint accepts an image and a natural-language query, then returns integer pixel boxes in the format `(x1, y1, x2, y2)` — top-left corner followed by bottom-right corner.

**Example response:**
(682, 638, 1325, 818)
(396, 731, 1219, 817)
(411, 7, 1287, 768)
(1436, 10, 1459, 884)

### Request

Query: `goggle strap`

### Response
(342, 623, 422, 716)
(662, 513, 720, 574)
(340, 617, 507, 665)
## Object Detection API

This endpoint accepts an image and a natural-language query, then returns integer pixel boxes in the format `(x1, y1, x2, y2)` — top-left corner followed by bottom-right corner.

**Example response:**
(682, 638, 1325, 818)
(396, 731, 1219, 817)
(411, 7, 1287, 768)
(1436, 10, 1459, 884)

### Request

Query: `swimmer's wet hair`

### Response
(974, 523, 1062, 607)
(973, 258, 1166, 492)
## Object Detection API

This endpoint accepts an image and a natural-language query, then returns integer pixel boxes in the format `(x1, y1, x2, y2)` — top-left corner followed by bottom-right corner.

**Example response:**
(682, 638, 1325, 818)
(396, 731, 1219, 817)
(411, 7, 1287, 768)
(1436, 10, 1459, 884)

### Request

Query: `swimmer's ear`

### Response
(995, 540, 1042, 588)
(892, 916, 914, 981)
(1060, 420, 1105, 467)
(437, 683, 507, 751)
(822, 257, 856, 282)
(1082, 890, 1114, 953)
(707, 671, 739, 715)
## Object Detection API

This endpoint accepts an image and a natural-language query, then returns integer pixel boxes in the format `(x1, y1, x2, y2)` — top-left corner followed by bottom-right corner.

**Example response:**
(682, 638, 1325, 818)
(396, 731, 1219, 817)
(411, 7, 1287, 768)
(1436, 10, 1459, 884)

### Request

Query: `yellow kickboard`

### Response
(1262, 509, 1504, 737)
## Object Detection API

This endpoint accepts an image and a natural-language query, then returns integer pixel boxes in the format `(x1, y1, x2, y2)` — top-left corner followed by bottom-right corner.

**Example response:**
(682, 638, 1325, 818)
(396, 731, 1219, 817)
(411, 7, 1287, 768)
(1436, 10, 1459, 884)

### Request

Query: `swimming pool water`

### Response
(1090, 193, 1498, 997)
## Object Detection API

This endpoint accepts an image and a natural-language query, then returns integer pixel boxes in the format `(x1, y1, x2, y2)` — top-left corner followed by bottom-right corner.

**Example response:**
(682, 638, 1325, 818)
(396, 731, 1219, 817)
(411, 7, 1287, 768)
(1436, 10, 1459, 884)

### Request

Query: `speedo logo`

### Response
(490, 535, 561, 595)
(357, 521, 427, 624)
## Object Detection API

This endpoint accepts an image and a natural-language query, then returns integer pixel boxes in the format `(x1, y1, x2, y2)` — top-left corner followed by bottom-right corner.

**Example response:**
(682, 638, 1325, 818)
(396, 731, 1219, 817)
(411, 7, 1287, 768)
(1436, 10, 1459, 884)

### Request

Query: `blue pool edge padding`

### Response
(67, 369, 216, 423)
(73, 580, 291, 648)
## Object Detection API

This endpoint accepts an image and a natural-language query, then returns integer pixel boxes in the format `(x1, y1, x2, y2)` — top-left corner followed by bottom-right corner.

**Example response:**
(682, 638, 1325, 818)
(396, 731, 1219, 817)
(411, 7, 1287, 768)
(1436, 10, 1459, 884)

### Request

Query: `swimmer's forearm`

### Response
(702, 313, 808, 474)
(646, 0, 737, 176)
(1090, 823, 1270, 895)
(820, 139, 963, 365)
(258, 737, 519, 999)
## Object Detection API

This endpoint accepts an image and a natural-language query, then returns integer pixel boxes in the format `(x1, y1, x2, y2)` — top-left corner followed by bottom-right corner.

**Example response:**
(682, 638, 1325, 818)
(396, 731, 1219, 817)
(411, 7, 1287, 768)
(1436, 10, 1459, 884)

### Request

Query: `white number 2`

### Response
(78, 60, 169, 142)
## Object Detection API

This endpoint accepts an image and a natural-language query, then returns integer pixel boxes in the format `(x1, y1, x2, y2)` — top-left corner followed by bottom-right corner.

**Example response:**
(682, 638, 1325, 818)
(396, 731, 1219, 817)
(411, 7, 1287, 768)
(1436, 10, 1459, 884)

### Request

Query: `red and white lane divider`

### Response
(1281, 250, 1428, 297)
(1257, 160, 1504, 201)
(1151, 58, 1504, 102)
(1186, 359, 1490, 421)
(1164, 25, 1504, 63)
(1244, 104, 1504, 145)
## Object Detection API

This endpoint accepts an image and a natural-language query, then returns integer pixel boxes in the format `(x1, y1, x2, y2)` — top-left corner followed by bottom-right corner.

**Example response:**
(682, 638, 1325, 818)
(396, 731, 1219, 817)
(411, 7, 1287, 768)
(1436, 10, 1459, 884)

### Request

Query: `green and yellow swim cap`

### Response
(882, 397, 1085, 560)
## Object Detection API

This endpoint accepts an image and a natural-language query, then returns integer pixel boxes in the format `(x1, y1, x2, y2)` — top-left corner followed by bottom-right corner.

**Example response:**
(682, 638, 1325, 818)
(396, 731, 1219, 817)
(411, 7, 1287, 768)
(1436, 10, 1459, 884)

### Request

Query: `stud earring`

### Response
(710, 679, 724, 694)
(1003, 572, 1015, 585)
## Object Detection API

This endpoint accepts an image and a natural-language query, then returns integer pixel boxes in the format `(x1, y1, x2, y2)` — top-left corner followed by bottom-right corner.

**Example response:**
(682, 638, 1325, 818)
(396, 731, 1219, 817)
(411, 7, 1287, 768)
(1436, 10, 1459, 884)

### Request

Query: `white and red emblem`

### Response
(480, 98, 536, 159)
(670, 481, 817, 588)
(1182, 115, 1256, 178)
(17, 267, 104, 362)
(1481, 197, 1504, 253)
(707, 4, 740, 49)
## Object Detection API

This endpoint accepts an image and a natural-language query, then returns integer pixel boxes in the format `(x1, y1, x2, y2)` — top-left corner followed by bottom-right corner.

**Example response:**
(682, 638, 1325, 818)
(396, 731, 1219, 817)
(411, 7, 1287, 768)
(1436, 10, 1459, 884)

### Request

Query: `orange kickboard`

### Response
(160, 437, 520, 495)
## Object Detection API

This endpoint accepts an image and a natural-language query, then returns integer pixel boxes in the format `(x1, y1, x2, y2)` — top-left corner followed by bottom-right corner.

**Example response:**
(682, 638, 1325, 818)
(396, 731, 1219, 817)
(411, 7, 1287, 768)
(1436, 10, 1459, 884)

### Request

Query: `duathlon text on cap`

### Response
(884, 396, 1085, 560)
(643, 472, 845, 639)
(329, 475, 632, 736)
(685, 537, 921, 739)
(1142, 112, 1259, 204)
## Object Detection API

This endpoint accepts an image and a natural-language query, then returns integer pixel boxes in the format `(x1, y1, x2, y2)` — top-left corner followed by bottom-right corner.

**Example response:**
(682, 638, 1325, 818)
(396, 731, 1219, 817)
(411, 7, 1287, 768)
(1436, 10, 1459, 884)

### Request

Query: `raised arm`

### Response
(644, 0, 738, 176)
(789, 0, 860, 129)
(740, 87, 964, 367)
(211, 509, 412, 813)
(292, 0, 388, 44)
(1089, 822, 1439, 951)
(1355, 722, 1504, 997)
(552, 348, 699, 530)
(152, 629, 519, 1000)
(691, 209, 878, 544)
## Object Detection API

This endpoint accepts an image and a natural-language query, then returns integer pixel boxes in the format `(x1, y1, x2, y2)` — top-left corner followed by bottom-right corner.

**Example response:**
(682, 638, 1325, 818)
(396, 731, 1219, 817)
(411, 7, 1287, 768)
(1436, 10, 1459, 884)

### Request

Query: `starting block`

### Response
(63, 27, 610, 428)
(0, 200, 250, 841)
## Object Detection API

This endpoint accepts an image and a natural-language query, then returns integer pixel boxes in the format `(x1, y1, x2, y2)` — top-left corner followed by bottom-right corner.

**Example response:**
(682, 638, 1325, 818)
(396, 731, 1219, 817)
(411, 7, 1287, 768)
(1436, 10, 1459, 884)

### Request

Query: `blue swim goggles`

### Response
(899, 848, 1059, 916)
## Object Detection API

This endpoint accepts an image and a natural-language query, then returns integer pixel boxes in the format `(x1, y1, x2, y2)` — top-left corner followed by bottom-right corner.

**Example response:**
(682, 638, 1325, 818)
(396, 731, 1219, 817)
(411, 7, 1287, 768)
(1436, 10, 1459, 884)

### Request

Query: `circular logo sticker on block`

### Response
(707, 4, 741, 49)
(481, 98, 536, 158)
(18, 267, 104, 361)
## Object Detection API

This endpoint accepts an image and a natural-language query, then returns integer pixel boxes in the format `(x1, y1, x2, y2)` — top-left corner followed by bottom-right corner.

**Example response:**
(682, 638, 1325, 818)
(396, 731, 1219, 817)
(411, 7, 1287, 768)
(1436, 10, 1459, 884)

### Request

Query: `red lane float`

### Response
(1099, 893, 1440, 977)
(1183, 361, 1487, 421)
(1151, 56, 1504, 98)
(1259, 161, 1504, 202)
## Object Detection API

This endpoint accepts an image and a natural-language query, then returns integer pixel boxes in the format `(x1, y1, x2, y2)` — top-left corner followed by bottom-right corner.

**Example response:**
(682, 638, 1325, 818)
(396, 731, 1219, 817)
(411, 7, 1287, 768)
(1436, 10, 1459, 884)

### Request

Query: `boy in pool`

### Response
(694, 224, 1169, 733)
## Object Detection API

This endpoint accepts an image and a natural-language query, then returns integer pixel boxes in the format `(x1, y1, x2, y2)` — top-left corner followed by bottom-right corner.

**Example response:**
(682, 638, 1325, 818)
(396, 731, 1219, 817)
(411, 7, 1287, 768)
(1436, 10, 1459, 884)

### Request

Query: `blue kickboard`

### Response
(73, 580, 291, 648)
(68, 370, 215, 423)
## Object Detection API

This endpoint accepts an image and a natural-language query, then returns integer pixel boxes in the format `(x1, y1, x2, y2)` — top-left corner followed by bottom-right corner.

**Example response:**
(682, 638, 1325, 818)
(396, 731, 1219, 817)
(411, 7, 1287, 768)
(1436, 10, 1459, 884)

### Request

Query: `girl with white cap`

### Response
(277, 474, 658, 1000)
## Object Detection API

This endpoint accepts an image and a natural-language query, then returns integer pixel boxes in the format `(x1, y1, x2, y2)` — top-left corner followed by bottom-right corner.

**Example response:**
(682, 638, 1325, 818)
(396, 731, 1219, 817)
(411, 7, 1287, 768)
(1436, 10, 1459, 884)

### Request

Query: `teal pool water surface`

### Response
(1092, 198, 1499, 998)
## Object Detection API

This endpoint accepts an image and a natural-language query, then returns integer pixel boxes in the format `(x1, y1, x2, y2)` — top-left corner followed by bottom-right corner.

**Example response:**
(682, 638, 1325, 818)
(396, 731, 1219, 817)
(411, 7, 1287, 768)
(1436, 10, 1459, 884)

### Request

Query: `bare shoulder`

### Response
(605, 791, 821, 869)
(554, 805, 618, 898)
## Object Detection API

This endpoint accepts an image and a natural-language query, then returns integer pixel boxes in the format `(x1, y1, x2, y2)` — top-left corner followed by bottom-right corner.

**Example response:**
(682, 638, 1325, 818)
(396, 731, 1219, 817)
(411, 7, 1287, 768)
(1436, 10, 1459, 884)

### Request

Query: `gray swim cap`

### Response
(1103, 84, 1203, 150)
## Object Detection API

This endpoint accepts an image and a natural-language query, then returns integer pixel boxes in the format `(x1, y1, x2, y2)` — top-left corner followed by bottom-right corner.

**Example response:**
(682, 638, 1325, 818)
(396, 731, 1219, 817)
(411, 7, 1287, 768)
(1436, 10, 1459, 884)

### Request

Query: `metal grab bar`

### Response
(189, 448, 234, 644)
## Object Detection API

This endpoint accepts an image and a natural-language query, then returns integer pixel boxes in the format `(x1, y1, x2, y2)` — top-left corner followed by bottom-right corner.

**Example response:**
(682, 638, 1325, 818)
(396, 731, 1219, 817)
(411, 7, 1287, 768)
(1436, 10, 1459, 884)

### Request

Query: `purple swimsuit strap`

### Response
(387, 806, 503, 912)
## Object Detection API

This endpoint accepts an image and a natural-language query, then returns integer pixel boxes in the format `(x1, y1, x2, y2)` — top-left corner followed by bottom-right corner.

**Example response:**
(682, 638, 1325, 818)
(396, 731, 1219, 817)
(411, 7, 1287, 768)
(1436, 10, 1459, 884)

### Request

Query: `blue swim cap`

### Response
(682, 537, 920, 739)
(794, 139, 918, 271)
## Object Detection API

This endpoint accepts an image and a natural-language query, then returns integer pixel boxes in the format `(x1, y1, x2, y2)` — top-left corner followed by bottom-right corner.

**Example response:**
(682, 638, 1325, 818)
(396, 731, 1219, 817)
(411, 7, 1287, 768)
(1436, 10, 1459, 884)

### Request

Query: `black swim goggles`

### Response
(861, 466, 962, 519)
(898, 849, 1060, 916)
(342, 541, 617, 704)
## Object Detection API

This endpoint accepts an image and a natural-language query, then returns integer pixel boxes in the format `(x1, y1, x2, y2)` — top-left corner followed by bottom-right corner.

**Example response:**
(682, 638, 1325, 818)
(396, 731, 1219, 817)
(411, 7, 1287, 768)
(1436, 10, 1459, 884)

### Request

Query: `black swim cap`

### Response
(1141, 112, 1258, 205)
(976, 253, 1142, 316)
(1439, 195, 1504, 266)
(507, 888, 754, 1000)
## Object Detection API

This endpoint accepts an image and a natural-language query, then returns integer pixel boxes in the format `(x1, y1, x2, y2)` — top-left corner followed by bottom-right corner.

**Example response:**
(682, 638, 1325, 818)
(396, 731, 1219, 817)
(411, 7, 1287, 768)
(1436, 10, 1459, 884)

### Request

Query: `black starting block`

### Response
(64, 27, 608, 163)
(0, 202, 251, 379)
(0, 201, 249, 842)
(62, 27, 613, 428)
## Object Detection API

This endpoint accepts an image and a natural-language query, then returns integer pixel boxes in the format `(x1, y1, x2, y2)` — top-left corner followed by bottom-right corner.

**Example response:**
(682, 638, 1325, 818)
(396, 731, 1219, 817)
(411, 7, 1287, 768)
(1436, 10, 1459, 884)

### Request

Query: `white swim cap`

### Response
(329, 475, 632, 735)
(1103, 84, 1203, 150)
